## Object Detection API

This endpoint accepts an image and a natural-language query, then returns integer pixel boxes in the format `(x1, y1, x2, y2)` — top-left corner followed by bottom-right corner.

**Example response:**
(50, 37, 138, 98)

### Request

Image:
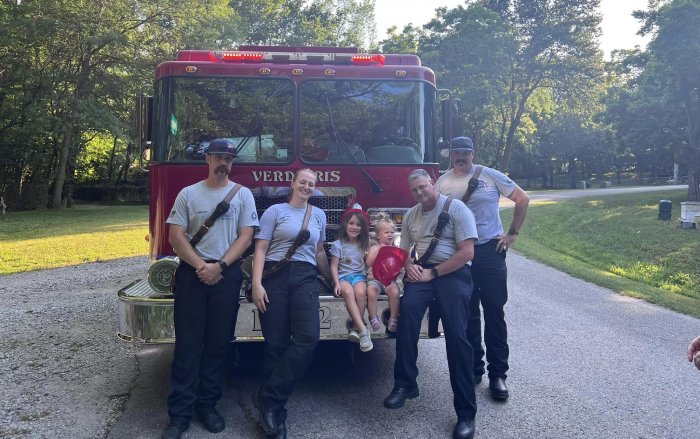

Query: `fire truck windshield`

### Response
(151, 76, 435, 165)
(152, 77, 294, 162)
(300, 79, 433, 164)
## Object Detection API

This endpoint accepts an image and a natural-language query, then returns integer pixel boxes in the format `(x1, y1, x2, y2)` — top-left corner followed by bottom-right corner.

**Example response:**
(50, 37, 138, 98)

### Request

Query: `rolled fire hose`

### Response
(147, 256, 180, 295)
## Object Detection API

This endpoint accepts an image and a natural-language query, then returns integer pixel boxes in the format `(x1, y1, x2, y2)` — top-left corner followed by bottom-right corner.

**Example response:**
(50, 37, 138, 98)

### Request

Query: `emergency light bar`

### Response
(208, 50, 385, 66)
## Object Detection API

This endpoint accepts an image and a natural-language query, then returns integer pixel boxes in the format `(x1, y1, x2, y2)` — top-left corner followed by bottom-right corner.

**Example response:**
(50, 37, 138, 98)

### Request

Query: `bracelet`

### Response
(507, 228, 518, 236)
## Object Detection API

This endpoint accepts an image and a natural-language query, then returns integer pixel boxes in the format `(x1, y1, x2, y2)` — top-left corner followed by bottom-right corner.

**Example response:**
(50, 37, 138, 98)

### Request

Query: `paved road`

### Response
(109, 252, 700, 439)
(504, 184, 688, 207)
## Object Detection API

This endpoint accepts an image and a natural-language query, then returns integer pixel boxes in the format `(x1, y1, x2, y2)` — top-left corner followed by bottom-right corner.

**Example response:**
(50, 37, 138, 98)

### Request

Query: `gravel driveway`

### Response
(0, 257, 147, 439)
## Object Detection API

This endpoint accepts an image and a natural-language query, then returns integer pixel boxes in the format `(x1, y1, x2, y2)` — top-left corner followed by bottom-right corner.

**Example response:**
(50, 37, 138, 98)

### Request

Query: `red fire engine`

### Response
(117, 46, 458, 344)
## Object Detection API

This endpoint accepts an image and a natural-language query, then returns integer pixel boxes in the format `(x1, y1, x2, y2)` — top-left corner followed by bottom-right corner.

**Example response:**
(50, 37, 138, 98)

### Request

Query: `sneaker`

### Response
(359, 330, 373, 352)
(348, 329, 360, 343)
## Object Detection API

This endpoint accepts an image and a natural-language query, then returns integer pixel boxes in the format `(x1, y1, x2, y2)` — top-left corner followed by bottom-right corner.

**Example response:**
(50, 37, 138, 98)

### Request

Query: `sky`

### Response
(373, 0, 650, 58)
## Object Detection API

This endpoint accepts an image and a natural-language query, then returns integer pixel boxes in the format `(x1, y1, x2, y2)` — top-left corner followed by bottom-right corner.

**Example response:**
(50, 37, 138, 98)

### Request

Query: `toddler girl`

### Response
(366, 212, 401, 335)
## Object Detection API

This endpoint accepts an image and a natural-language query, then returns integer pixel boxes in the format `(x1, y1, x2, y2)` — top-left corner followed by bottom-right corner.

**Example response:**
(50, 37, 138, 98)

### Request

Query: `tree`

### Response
(417, 1, 604, 173)
(634, 0, 700, 201)
(378, 24, 424, 54)
(601, 49, 684, 181)
(230, 0, 376, 49)
(0, 0, 240, 209)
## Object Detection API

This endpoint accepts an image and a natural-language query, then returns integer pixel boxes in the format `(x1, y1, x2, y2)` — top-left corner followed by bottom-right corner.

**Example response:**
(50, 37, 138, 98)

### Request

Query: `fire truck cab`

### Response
(117, 46, 457, 344)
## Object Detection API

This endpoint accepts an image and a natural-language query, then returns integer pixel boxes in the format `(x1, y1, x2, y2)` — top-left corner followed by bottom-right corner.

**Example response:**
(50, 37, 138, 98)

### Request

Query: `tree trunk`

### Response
(107, 135, 118, 182)
(117, 141, 133, 184)
(500, 99, 528, 172)
(51, 128, 73, 209)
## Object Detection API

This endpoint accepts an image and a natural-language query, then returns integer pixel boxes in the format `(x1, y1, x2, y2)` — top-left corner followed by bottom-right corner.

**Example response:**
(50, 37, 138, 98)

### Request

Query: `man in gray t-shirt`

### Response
(162, 139, 258, 439)
(436, 136, 529, 403)
(384, 169, 478, 439)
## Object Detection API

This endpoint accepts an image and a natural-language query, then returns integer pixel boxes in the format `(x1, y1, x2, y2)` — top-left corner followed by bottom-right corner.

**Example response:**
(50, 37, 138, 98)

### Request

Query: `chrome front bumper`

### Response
(118, 279, 432, 344)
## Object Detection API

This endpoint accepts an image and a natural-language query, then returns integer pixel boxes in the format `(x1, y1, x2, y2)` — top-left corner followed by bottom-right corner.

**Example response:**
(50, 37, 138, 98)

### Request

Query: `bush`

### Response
(73, 183, 148, 203)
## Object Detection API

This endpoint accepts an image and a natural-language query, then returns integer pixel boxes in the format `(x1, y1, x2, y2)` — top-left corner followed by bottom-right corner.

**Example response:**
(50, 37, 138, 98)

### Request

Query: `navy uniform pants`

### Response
(394, 265, 477, 420)
(167, 260, 242, 426)
(259, 261, 320, 423)
(468, 239, 509, 379)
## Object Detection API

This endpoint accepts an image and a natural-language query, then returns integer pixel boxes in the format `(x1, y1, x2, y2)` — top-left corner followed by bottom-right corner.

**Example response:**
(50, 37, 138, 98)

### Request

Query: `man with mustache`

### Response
(162, 139, 259, 439)
(436, 136, 529, 402)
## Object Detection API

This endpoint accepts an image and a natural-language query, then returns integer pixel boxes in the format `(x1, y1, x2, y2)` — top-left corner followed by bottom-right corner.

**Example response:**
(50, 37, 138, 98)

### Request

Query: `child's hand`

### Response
(333, 285, 342, 298)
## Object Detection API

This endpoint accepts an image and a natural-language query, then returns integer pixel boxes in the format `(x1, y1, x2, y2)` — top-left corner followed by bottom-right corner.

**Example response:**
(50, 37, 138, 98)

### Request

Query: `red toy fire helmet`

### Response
(340, 208, 370, 226)
(372, 246, 408, 286)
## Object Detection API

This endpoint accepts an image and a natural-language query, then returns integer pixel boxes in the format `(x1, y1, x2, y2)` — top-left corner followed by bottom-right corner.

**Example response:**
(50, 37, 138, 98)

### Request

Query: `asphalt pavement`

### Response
(503, 184, 689, 207)
(108, 251, 700, 439)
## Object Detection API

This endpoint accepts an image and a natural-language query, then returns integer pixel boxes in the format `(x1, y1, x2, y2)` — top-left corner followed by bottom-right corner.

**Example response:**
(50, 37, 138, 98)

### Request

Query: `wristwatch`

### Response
(430, 267, 439, 278)
(218, 260, 228, 271)
(507, 227, 519, 236)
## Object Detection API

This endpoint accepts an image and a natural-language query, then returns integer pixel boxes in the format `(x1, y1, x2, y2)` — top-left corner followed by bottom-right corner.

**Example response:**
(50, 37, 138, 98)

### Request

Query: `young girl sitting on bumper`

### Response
(330, 208, 372, 352)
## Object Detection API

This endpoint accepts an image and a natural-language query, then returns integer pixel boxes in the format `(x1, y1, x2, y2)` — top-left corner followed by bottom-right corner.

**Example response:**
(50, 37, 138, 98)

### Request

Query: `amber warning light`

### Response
(209, 51, 264, 63)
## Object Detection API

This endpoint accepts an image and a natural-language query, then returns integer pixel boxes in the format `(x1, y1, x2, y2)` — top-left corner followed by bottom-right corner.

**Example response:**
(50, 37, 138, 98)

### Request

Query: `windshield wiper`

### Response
(325, 98, 383, 193)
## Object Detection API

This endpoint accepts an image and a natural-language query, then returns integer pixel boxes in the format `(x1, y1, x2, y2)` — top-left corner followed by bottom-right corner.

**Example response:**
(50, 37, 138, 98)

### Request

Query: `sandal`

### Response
(387, 318, 398, 333)
(369, 316, 381, 332)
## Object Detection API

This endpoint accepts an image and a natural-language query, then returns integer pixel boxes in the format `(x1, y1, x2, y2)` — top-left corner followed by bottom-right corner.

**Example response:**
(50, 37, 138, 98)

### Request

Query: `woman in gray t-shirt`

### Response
(249, 169, 331, 436)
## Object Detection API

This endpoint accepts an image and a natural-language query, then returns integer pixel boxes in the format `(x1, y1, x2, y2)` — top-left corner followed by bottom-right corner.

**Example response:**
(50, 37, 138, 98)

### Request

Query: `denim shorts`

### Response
(367, 278, 398, 292)
(367, 278, 384, 291)
(340, 273, 367, 286)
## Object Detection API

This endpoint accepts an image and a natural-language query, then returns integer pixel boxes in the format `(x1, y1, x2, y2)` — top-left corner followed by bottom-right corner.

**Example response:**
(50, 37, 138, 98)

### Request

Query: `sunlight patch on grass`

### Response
(0, 205, 148, 275)
(503, 189, 700, 318)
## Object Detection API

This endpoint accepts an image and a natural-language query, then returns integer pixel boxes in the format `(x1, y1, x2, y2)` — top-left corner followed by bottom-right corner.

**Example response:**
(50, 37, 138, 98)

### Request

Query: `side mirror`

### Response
(438, 91, 462, 171)
(136, 93, 153, 170)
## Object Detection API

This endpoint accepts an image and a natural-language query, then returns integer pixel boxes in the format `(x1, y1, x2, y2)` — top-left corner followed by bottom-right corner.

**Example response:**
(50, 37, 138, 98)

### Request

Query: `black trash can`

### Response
(658, 200, 672, 220)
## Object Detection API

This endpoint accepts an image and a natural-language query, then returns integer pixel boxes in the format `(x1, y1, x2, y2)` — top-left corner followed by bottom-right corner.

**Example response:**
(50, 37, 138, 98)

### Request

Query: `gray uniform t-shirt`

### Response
(166, 181, 259, 260)
(255, 203, 327, 265)
(436, 167, 517, 245)
(330, 240, 367, 277)
(400, 194, 478, 264)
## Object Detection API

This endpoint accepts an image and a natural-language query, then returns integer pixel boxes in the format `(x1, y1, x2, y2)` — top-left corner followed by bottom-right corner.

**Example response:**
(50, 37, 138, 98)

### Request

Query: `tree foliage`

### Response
(2, 0, 699, 210)
(0, 0, 375, 210)
(414, 0, 605, 173)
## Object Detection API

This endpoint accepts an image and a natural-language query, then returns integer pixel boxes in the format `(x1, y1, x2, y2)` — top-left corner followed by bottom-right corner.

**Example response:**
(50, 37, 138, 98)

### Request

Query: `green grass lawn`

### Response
(0, 205, 149, 275)
(2, 194, 698, 319)
(503, 190, 700, 318)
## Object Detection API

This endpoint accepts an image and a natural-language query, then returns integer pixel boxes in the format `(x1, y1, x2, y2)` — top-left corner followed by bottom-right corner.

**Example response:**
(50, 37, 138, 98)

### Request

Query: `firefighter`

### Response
(383, 168, 478, 439)
(250, 168, 331, 439)
(161, 139, 259, 439)
(436, 136, 529, 401)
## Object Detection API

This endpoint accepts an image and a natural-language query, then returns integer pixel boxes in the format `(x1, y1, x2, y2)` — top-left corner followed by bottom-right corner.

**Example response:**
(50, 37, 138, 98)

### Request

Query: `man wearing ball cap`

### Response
(436, 136, 530, 402)
(162, 139, 259, 439)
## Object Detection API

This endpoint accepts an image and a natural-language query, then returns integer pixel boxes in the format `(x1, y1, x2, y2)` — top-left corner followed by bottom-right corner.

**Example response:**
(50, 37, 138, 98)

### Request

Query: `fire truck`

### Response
(117, 46, 458, 344)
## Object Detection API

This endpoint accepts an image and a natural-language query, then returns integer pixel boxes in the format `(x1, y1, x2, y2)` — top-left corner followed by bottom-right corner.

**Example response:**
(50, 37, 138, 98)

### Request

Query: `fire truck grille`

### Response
(253, 195, 347, 243)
